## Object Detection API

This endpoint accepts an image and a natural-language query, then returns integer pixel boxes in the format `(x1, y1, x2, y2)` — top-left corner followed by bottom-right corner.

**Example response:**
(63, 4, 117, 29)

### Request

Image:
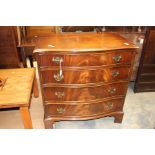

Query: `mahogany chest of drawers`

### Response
(34, 32, 137, 129)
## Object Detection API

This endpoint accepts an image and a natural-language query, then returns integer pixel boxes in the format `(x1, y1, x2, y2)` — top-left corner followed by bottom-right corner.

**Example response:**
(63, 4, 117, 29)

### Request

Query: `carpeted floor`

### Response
(0, 62, 155, 129)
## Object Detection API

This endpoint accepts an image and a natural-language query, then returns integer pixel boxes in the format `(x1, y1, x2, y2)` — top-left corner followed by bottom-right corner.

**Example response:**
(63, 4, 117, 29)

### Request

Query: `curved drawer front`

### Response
(38, 51, 133, 67)
(43, 82, 128, 102)
(40, 66, 130, 84)
(44, 98, 124, 117)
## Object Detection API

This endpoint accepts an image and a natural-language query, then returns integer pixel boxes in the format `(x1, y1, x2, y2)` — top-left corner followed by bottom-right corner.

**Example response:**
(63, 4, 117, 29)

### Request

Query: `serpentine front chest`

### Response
(34, 32, 137, 128)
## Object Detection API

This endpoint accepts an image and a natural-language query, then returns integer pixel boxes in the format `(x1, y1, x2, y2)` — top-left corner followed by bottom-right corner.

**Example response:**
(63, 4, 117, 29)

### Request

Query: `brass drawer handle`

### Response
(113, 55, 122, 63)
(104, 102, 114, 111)
(57, 107, 65, 114)
(55, 92, 65, 98)
(108, 88, 116, 94)
(53, 57, 64, 81)
(54, 73, 64, 81)
(112, 71, 120, 77)
(52, 57, 63, 64)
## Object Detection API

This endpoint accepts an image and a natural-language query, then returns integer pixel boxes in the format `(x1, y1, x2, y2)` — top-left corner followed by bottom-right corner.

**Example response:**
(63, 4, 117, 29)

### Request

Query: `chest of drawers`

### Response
(34, 32, 137, 128)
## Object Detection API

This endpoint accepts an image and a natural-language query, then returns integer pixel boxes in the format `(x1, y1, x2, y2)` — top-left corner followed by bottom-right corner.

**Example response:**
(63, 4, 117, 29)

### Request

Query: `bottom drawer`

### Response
(44, 98, 125, 117)
(135, 82, 155, 92)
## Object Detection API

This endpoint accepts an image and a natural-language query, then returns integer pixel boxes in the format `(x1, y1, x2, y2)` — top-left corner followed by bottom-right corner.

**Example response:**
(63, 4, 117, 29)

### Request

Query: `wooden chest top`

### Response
(33, 32, 138, 53)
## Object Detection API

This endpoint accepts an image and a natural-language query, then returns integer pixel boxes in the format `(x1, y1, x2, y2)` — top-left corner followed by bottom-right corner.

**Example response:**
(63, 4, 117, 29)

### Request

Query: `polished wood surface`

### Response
(26, 26, 56, 38)
(33, 75, 39, 98)
(17, 26, 57, 67)
(0, 26, 21, 68)
(0, 77, 5, 87)
(44, 97, 124, 118)
(40, 66, 130, 84)
(119, 32, 145, 81)
(34, 32, 137, 128)
(0, 68, 38, 129)
(37, 50, 134, 67)
(20, 107, 33, 129)
(17, 27, 145, 81)
(43, 82, 128, 102)
(0, 68, 35, 106)
(34, 32, 137, 53)
(134, 27, 155, 92)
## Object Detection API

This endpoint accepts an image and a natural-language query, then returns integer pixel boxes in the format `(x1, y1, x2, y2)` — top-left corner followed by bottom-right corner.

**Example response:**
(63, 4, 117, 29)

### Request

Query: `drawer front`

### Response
(135, 82, 155, 92)
(38, 51, 133, 67)
(139, 74, 155, 82)
(44, 98, 124, 117)
(40, 66, 130, 84)
(141, 65, 155, 74)
(43, 82, 128, 102)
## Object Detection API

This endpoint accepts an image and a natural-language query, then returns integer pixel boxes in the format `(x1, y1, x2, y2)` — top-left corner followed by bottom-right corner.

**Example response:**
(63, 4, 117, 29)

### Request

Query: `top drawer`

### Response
(37, 50, 134, 67)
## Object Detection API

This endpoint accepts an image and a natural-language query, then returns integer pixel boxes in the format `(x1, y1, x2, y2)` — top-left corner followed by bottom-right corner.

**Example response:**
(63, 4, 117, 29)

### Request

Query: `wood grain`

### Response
(37, 50, 134, 67)
(44, 97, 125, 118)
(34, 32, 137, 128)
(33, 75, 39, 98)
(0, 68, 35, 106)
(20, 106, 33, 129)
(33, 32, 138, 53)
(0, 68, 35, 129)
(0, 26, 21, 68)
(40, 66, 131, 84)
(134, 27, 155, 92)
(42, 82, 128, 102)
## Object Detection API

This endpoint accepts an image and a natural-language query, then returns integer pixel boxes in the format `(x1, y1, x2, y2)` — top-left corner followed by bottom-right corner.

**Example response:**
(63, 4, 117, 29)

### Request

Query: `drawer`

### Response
(135, 82, 155, 92)
(44, 98, 124, 117)
(43, 82, 128, 102)
(141, 65, 155, 74)
(40, 66, 131, 84)
(37, 51, 133, 67)
(139, 74, 155, 82)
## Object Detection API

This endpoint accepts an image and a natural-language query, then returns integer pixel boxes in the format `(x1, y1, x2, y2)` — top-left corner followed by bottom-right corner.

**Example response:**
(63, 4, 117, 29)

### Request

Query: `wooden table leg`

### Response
(33, 75, 39, 98)
(20, 106, 33, 129)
